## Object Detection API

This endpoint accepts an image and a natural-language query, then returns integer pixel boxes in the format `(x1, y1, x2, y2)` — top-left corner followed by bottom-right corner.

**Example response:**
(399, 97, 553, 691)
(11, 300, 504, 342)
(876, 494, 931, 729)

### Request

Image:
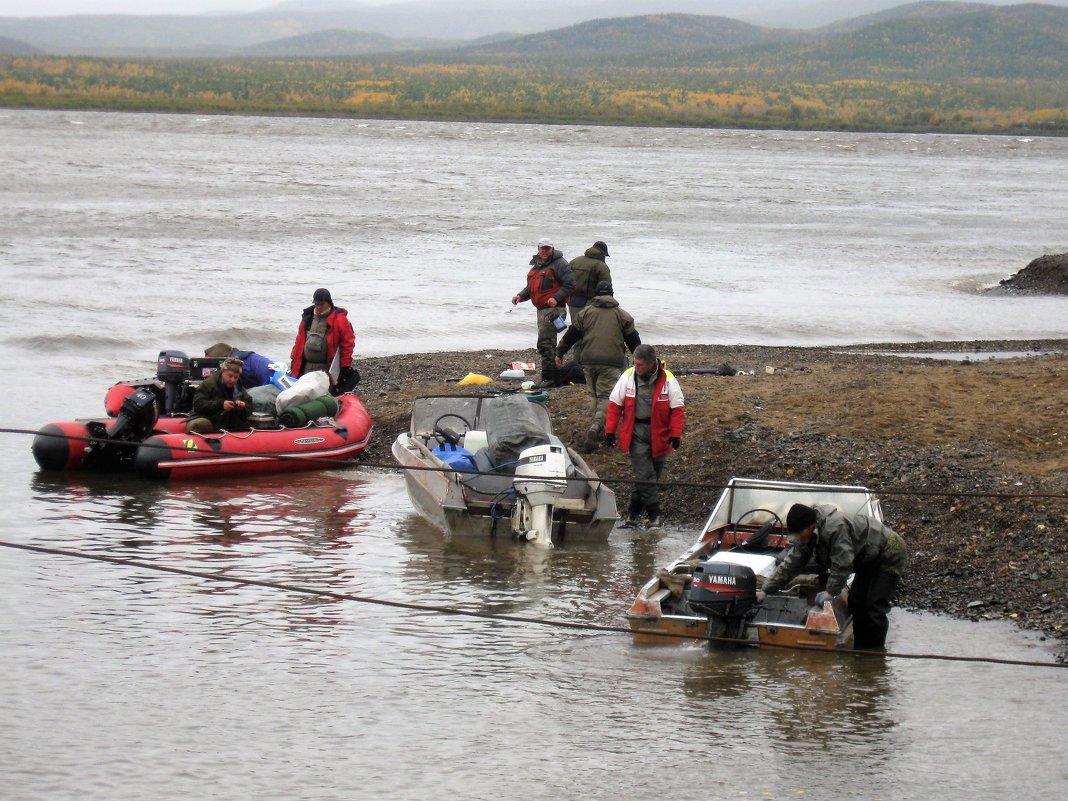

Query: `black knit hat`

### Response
(786, 503, 817, 533)
(313, 287, 332, 305)
(593, 240, 610, 257)
(594, 280, 613, 296)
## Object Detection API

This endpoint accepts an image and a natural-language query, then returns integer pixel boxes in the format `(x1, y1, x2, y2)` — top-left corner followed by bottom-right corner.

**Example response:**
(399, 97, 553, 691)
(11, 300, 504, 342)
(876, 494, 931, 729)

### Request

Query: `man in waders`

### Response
(757, 503, 908, 649)
(512, 238, 575, 388)
(604, 344, 685, 528)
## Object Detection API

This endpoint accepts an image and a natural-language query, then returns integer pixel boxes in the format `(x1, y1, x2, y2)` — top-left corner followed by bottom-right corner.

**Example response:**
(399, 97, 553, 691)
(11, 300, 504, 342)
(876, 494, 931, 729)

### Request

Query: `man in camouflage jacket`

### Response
(759, 502, 907, 649)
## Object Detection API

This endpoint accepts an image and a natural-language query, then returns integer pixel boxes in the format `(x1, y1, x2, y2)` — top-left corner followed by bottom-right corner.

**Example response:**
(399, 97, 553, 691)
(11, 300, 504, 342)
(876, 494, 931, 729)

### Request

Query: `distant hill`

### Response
(0, 0, 1066, 82)
(735, 4, 1068, 79)
(9, 0, 1068, 56)
(819, 0, 995, 33)
(0, 35, 38, 55)
(431, 4, 1068, 79)
(456, 14, 810, 63)
(242, 28, 460, 57)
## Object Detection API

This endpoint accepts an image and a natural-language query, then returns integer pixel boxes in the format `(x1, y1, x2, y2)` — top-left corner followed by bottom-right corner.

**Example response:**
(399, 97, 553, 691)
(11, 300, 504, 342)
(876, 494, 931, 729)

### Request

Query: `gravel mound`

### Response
(998, 253, 1068, 294)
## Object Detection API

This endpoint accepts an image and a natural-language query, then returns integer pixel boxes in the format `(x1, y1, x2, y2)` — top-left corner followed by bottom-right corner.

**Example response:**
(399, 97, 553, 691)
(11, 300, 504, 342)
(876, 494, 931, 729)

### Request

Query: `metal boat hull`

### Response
(391, 393, 616, 543)
(393, 432, 616, 541)
(627, 476, 881, 649)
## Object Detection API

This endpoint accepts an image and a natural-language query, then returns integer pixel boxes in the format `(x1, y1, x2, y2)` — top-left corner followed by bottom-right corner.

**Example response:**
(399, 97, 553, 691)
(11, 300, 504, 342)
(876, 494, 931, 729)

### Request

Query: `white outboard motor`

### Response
(512, 442, 569, 548)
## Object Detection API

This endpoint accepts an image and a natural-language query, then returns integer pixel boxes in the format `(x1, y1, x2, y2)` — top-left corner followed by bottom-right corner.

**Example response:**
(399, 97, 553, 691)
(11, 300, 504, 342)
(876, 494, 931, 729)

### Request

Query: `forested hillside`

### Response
(2, 4, 1067, 134)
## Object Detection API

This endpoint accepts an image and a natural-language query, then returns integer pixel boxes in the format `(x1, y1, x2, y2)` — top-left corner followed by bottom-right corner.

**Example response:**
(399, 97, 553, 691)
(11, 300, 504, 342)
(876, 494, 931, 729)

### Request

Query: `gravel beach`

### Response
(355, 338, 1068, 660)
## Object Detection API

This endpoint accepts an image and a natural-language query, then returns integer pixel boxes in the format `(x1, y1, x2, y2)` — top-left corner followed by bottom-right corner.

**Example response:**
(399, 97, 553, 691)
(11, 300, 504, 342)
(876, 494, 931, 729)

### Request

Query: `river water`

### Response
(1, 109, 1067, 799)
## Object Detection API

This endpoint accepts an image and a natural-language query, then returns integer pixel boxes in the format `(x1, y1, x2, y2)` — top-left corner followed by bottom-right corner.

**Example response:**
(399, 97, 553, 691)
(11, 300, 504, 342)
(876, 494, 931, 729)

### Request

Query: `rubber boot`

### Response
(536, 360, 558, 389)
(620, 497, 644, 528)
(645, 503, 663, 529)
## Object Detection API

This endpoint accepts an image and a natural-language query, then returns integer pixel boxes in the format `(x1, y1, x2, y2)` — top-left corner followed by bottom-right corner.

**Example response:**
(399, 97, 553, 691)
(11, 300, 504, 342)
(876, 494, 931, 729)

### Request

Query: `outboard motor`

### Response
(511, 442, 569, 548)
(156, 350, 190, 414)
(105, 386, 160, 441)
(686, 560, 759, 646)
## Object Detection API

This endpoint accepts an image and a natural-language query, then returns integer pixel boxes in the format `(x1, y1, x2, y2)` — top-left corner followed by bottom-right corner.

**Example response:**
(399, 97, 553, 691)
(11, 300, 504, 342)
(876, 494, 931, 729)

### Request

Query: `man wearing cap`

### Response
(512, 238, 575, 388)
(185, 357, 253, 434)
(555, 280, 641, 452)
(604, 344, 685, 528)
(290, 288, 357, 392)
(757, 503, 908, 649)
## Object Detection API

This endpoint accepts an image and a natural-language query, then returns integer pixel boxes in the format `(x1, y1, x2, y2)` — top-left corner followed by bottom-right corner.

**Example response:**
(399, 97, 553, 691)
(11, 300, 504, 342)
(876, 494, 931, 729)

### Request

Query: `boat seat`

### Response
(461, 447, 515, 497)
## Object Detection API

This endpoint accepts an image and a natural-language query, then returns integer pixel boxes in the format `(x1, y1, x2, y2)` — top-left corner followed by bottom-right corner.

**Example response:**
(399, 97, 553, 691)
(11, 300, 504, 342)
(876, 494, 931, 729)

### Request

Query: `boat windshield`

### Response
(409, 394, 552, 439)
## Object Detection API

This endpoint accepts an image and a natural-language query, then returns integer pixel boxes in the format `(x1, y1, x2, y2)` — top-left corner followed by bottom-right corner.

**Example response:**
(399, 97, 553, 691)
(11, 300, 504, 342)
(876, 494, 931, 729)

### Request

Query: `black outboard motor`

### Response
(156, 350, 190, 414)
(73, 386, 160, 472)
(105, 386, 160, 440)
(686, 560, 759, 646)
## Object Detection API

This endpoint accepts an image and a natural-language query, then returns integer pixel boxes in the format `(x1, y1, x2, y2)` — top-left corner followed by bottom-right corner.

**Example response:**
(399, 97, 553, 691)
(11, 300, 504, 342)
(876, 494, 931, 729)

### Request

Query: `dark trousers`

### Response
(628, 423, 665, 517)
(536, 307, 564, 384)
(848, 569, 900, 649)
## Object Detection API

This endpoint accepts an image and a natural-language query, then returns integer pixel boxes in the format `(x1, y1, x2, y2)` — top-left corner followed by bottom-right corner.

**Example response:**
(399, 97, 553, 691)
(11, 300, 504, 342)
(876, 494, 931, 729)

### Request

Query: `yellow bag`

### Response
(456, 372, 493, 385)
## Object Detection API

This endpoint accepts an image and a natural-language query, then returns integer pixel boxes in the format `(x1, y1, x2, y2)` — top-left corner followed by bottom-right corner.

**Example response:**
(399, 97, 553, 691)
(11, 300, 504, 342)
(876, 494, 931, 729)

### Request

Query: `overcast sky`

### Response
(0, 1, 406, 16)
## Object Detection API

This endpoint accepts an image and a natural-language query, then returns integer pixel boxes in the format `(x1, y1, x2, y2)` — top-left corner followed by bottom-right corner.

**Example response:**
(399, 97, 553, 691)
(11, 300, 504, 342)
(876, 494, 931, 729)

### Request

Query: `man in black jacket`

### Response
(185, 357, 253, 434)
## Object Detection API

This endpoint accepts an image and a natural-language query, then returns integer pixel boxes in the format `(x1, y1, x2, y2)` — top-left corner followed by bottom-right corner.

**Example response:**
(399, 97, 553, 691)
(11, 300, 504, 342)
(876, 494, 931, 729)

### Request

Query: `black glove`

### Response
(604, 432, 617, 447)
(336, 366, 360, 392)
(668, 436, 681, 449)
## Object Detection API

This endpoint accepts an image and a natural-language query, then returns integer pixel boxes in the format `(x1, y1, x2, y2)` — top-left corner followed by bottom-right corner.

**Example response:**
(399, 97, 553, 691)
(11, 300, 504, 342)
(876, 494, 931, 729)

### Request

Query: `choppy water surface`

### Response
(2, 110, 1067, 799)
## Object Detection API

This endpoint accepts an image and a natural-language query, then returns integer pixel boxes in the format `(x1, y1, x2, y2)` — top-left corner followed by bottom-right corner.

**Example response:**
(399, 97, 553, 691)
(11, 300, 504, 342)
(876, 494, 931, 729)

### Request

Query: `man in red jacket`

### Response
(290, 287, 357, 392)
(511, 237, 576, 388)
(604, 344, 685, 528)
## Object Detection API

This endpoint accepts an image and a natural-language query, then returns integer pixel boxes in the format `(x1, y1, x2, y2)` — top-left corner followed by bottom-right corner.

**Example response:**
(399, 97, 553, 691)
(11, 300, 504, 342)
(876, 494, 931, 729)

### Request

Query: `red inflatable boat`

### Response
(32, 350, 373, 481)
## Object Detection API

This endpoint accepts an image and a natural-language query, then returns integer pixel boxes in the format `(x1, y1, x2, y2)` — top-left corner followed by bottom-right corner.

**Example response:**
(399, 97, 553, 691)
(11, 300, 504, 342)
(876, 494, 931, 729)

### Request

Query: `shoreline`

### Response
(357, 338, 1068, 660)
(5, 104, 1068, 140)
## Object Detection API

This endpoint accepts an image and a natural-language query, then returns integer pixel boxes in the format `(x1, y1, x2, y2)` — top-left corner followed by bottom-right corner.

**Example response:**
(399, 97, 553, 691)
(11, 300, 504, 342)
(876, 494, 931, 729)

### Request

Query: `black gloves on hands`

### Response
(336, 366, 360, 392)
(668, 436, 681, 449)
(604, 432, 617, 447)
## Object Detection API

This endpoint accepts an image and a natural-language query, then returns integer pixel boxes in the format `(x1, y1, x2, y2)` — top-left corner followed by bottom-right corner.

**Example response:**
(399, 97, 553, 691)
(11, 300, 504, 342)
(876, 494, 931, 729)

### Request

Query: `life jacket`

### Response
(526, 263, 567, 309)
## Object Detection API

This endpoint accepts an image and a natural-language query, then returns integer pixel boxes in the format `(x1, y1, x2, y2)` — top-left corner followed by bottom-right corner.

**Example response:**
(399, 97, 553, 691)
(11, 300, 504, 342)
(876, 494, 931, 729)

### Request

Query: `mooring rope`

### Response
(1, 540, 1063, 670)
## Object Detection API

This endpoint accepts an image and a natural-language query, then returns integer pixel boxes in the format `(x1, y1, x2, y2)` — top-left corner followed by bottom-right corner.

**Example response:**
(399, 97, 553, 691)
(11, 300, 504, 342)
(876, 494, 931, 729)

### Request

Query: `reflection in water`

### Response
(25, 468, 384, 641)
(396, 512, 629, 624)
(29, 468, 370, 549)
(8, 469, 1068, 800)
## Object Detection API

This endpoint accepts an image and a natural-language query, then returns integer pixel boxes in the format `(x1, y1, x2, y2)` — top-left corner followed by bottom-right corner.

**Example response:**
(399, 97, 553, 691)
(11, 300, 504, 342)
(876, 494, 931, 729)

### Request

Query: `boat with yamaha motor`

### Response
(627, 477, 884, 649)
(391, 393, 617, 547)
(32, 349, 373, 480)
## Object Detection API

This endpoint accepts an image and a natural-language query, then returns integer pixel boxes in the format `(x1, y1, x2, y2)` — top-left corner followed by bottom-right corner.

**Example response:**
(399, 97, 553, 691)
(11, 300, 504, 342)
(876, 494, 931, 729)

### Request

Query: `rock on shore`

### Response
(356, 339, 1068, 660)
(998, 253, 1068, 294)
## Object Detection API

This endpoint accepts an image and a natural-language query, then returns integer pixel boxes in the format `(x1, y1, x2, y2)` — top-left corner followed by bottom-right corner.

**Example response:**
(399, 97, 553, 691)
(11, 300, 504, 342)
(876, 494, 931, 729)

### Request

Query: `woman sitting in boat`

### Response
(185, 357, 253, 434)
